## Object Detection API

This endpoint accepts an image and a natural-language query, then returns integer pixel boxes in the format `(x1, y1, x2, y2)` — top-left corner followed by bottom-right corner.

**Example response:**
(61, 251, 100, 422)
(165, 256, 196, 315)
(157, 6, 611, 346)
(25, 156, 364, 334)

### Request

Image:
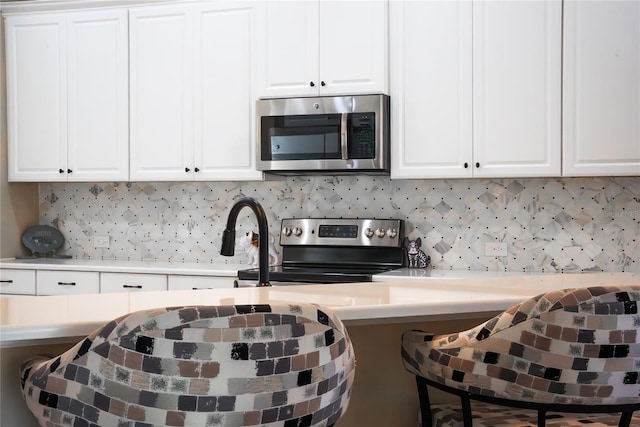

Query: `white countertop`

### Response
(1, 271, 637, 348)
(0, 258, 244, 276)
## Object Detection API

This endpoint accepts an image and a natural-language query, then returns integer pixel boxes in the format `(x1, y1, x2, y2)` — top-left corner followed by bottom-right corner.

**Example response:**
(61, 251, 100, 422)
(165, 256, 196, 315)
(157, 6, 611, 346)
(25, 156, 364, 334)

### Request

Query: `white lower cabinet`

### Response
(100, 273, 167, 293)
(0, 268, 236, 295)
(0, 269, 36, 295)
(168, 275, 233, 291)
(36, 271, 100, 295)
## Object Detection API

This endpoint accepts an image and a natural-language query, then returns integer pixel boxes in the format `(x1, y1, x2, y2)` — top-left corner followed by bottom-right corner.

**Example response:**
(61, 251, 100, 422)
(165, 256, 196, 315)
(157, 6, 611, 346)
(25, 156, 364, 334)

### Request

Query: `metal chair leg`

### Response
(416, 376, 434, 427)
(460, 394, 473, 427)
(537, 410, 547, 427)
(618, 411, 633, 427)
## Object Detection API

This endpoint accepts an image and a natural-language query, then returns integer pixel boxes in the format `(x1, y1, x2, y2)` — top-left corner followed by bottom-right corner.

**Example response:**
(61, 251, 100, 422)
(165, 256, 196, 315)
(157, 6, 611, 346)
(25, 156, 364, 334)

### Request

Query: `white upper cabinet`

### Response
(563, 1, 640, 176)
(129, 1, 262, 181)
(193, 1, 262, 181)
(5, 10, 129, 182)
(129, 4, 193, 181)
(257, 0, 388, 98)
(390, 0, 561, 179)
(390, 1, 473, 179)
(472, 0, 561, 178)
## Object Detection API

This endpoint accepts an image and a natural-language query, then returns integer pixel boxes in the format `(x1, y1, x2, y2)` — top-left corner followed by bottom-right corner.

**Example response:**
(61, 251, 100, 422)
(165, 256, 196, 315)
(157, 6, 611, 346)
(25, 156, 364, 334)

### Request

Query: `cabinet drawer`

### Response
(37, 271, 100, 295)
(0, 269, 36, 295)
(100, 273, 167, 293)
(168, 275, 233, 291)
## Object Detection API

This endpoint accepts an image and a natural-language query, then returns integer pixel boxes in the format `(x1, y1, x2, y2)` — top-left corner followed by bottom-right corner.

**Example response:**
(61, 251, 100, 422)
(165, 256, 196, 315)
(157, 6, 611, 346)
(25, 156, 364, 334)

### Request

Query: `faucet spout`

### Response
(220, 197, 270, 287)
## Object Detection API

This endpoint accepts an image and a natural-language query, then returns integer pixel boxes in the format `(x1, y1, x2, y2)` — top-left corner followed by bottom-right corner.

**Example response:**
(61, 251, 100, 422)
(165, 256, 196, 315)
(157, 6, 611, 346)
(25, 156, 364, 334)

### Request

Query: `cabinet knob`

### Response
(464, 162, 469, 168)
(309, 81, 315, 87)
(194, 167, 200, 173)
(185, 167, 190, 172)
(59, 169, 65, 174)
(475, 162, 480, 168)
(320, 81, 326, 87)
(67, 169, 72, 174)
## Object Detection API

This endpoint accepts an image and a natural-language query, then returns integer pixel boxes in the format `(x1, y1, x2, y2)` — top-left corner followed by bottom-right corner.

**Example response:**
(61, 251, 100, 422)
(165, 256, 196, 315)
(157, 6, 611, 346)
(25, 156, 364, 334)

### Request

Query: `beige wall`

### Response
(0, 13, 39, 258)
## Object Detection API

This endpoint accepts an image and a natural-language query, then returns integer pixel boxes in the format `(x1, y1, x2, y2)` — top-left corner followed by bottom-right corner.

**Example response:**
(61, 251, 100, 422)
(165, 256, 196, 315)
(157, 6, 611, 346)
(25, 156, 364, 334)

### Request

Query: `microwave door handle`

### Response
(340, 112, 349, 159)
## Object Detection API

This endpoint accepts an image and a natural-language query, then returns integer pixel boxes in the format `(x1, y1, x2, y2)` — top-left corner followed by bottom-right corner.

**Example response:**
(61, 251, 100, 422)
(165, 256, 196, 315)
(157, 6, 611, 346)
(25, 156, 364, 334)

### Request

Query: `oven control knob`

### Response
(293, 227, 303, 236)
(282, 227, 292, 237)
(376, 228, 386, 238)
(365, 228, 375, 238)
(387, 228, 398, 238)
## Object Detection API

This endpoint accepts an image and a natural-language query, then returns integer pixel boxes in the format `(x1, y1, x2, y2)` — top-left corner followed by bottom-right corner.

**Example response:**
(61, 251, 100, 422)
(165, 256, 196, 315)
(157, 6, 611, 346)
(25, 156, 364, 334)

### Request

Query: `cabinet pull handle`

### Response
(59, 169, 65, 174)
(67, 169, 72, 173)
(0, 280, 14, 283)
(320, 81, 326, 87)
(194, 167, 200, 173)
(475, 162, 480, 168)
(464, 162, 469, 168)
(192, 287, 211, 290)
(185, 167, 190, 172)
(123, 284, 143, 289)
(58, 282, 76, 286)
(309, 81, 315, 87)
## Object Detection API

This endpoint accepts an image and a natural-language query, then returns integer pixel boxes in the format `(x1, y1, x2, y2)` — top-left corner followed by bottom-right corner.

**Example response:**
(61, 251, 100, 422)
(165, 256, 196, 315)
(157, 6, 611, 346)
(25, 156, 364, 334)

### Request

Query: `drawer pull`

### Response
(58, 282, 76, 286)
(192, 287, 212, 290)
(123, 284, 143, 289)
(0, 280, 14, 283)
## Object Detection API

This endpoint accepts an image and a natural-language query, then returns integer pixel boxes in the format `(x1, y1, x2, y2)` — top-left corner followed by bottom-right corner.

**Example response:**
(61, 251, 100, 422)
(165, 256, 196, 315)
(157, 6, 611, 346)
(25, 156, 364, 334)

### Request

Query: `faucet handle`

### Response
(220, 229, 236, 256)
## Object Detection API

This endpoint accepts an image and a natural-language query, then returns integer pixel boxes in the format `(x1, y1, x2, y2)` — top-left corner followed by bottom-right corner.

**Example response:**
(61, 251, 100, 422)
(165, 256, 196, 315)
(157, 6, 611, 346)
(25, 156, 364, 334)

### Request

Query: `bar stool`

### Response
(401, 285, 640, 427)
(20, 303, 355, 426)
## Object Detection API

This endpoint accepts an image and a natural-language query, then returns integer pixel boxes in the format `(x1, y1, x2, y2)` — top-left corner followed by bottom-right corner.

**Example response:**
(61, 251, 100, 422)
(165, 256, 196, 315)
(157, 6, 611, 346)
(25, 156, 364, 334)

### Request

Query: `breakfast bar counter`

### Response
(1, 271, 638, 427)
(2, 271, 637, 348)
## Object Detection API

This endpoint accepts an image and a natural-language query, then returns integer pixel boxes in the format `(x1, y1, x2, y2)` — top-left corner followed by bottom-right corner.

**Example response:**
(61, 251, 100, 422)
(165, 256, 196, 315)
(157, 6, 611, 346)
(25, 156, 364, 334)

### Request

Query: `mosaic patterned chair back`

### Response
(402, 285, 640, 426)
(20, 303, 355, 427)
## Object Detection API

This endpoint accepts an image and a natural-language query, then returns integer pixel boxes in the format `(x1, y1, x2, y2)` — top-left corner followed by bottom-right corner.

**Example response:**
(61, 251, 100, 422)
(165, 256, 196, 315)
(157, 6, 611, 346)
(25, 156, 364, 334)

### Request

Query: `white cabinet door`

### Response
(563, 1, 640, 176)
(257, 0, 318, 97)
(193, 1, 262, 181)
(390, 0, 561, 180)
(5, 14, 67, 182)
(36, 271, 100, 295)
(319, 0, 388, 96)
(67, 10, 129, 182)
(0, 269, 36, 295)
(257, 0, 388, 98)
(168, 275, 233, 290)
(390, 0, 472, 179)
(129, 4, 194, 181)
(5, 10, 128, 182)
(100, 273, 166, 293)
(472, 0, 561, 178)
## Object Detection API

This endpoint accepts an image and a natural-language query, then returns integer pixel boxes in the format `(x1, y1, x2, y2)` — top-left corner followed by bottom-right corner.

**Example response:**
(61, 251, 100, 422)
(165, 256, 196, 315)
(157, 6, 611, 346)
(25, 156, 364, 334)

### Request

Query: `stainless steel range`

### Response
(235, 218, 405, 287)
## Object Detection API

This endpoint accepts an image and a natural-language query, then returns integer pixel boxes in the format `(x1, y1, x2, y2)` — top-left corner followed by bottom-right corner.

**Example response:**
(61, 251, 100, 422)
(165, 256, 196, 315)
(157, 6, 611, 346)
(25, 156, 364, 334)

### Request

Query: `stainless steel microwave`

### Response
(256, 94, 390, 174)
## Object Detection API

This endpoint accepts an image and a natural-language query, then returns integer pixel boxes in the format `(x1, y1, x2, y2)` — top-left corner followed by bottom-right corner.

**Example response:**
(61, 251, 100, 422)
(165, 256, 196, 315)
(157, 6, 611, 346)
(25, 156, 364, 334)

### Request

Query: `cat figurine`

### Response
(404, 237, 430, 268)
(240, 231, 281, 267)
(239, 232, 260, 267)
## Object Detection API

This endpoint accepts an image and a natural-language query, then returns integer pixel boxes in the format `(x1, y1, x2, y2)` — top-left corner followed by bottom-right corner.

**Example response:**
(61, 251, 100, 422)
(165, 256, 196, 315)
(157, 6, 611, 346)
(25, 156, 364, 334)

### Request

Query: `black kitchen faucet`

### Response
(220, 197, 271, 287)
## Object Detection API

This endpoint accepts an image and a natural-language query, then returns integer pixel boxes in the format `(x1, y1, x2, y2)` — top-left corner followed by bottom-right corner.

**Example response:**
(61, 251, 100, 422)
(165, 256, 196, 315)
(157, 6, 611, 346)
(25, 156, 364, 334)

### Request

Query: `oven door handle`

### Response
(340, 112, 349, 160)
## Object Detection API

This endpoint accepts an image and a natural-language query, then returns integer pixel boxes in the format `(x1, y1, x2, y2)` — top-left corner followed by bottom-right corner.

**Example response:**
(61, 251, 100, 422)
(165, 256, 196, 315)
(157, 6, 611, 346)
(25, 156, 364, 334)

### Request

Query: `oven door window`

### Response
(261, 114, 341, 160)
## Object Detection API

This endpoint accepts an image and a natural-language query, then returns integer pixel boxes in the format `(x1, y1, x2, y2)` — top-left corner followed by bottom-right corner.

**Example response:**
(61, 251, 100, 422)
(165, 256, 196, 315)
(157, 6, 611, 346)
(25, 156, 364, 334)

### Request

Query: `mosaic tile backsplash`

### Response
(39, 176, 640, 273)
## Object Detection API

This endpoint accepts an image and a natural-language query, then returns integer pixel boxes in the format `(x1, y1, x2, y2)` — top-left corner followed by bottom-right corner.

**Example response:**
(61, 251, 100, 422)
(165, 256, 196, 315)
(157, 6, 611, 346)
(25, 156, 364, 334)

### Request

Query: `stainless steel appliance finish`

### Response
(256, 94, 390, 174)
(236, 218, 405, 287)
